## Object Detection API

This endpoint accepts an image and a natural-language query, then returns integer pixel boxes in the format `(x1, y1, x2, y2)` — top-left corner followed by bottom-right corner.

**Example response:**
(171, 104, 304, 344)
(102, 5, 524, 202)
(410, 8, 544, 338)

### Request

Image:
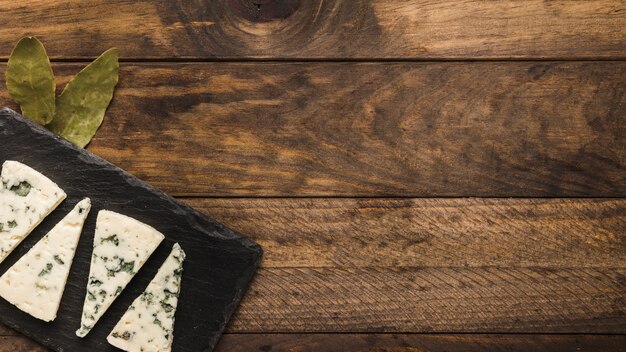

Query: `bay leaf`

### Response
(48, 48, 119, 147)
(5, 37, 56, 125)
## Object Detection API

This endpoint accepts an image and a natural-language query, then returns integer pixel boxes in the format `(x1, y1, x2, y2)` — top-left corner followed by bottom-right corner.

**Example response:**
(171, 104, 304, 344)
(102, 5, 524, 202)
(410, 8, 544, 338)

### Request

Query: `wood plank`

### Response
(4, 334, 626, 352)
(186, 198, 626, 268)
(3, 268, 623, 335)
(0, 1, 624, 59)
(214, 334, 626, 352)
(3, 61, 623, 197)
(228, 267, 626, 333)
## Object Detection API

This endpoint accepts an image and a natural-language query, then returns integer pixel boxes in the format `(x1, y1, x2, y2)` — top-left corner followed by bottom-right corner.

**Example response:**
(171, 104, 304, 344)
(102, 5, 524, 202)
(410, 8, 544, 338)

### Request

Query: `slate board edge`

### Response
(0, 107, 263, 352)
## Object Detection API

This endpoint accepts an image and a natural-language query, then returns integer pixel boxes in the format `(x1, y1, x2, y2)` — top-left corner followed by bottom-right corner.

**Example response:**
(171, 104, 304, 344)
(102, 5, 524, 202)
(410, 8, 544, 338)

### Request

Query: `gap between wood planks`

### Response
(212, 333, 626, 352)
(2, 334, 626, 352)
(2, 57, 626, 63)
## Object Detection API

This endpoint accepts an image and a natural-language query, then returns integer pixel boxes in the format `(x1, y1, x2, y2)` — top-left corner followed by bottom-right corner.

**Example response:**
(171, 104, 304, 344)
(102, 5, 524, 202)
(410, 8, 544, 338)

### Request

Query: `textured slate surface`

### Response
(0, 108, 262, 352)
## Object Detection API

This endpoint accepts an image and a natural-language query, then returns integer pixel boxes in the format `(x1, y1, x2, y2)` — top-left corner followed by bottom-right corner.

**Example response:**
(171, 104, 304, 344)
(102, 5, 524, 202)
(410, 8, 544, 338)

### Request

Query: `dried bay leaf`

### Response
(48, 48, 119, 147)
(5, 37, 56, 124)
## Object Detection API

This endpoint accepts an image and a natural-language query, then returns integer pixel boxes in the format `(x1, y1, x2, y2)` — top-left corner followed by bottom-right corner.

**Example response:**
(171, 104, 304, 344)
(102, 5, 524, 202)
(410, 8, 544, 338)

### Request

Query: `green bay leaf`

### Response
(48, 48, 119, 147)
(5, 37, 56, 124)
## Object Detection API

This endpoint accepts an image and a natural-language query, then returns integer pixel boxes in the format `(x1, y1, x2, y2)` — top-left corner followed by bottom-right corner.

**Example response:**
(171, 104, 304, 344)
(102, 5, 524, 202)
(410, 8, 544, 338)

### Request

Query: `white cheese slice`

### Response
(0, 198, 91, 321)
(107, 243, 185, 352)
(76, 210, 164, 337)
(0, 160, 66, 263)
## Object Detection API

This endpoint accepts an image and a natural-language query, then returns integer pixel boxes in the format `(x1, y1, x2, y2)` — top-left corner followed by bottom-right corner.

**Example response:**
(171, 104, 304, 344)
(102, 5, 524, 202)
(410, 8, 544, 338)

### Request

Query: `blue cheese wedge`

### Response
(107, 243, 185, 352)
(0, 198, 91, 321)
(76, 210, 164, 337)
(0, 160, 66, 263)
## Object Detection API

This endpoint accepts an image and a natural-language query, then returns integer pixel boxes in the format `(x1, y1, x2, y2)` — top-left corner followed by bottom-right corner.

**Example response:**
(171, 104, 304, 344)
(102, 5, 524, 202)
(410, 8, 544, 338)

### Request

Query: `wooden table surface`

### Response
(1, 1, 625, 351)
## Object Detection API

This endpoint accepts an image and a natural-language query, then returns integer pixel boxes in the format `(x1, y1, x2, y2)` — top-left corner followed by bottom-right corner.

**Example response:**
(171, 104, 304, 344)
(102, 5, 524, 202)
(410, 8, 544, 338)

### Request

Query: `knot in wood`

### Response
(228, 0, 301, 23)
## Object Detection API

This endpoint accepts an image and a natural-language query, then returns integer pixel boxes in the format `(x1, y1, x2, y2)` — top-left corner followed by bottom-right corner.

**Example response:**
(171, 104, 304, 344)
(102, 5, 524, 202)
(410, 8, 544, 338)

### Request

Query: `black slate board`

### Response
(0, 108, 262, 352)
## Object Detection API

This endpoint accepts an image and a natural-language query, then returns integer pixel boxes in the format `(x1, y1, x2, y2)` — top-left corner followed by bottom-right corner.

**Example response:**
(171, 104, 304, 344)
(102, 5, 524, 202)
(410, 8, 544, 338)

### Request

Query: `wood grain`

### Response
(186, 197, 626, 268)
(2, 1, 625, 349)
(215, 334, 626, 352)
(0, 1, 624, 59)
(228, 267, 626, 333)
(3, 61, 623, 197)
(3, 263, 620, 335)
(3, 333, 626, 352)
(0, 336, 46, 352)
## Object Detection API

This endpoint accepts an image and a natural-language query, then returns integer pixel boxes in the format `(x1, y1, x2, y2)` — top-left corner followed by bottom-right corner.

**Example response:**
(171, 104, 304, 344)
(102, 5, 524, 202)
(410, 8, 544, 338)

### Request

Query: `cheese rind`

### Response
(76, 210, 164, 337)
(0, 160, 66, 263)
(0, 198, 91, 321)
(107, 243, 185, 352)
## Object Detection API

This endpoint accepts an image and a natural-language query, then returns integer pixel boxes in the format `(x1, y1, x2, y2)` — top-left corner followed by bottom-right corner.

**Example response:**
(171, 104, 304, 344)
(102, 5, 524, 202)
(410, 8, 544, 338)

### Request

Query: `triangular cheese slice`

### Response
(0, 160, 66, 263)
(0, 198, 91, 321)
(107, 243, 185, 352)
(76, 210, 164, 337)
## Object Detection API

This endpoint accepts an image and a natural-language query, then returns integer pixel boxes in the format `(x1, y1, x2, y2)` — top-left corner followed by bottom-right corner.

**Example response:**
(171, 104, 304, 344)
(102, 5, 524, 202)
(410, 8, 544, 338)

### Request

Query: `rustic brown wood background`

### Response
(1, 0, 625, 351)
